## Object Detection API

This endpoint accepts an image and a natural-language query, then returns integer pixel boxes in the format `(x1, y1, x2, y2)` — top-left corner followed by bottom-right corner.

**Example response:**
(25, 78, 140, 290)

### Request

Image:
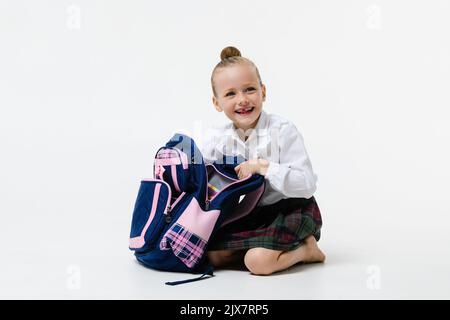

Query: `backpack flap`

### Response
(220, 181, 265, 227)
(205, 162, 265, 227)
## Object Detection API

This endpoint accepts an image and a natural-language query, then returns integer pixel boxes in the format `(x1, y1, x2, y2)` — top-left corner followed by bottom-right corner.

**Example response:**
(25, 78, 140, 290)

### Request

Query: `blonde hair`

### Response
(211, 46, 263, 98)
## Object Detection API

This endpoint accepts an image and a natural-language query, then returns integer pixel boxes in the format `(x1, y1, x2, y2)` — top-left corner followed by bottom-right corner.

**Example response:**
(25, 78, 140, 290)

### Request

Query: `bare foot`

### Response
(300, 235, 326, 263)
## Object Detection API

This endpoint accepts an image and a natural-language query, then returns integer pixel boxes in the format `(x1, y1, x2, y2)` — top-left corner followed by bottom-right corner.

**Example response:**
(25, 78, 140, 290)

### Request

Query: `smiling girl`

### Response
(203, 46, 325, 276)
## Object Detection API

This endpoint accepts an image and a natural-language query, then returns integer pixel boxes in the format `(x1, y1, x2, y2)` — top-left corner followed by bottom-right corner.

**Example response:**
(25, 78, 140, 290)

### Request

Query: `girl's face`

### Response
(212, 63, 266, 132)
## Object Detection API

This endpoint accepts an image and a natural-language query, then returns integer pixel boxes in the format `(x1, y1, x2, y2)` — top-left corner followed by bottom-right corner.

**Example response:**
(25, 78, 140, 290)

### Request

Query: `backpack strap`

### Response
(165, 265, 214, 286)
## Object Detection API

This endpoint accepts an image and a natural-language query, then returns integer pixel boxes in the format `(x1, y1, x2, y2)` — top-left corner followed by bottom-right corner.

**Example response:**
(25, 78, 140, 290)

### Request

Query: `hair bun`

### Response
(220, 46, 242, 60)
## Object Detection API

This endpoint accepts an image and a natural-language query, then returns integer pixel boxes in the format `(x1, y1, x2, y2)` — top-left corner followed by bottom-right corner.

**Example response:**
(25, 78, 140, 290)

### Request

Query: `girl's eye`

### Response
(225, 87, 255, 97)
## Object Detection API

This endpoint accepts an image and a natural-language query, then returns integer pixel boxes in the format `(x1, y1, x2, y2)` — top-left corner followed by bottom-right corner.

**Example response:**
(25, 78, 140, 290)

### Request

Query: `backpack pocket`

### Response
(129, 180, 172, 253)
(154, 147, 190, 196)
(159, 197, 220, 269)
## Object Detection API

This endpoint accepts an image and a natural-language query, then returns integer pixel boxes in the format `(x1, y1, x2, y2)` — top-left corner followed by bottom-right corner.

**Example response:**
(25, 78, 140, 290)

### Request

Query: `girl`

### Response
(202, 46, 326, 276)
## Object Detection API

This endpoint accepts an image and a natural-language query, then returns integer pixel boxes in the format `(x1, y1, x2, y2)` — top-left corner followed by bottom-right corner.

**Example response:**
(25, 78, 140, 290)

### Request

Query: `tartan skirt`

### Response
(207, 196, 323, 252)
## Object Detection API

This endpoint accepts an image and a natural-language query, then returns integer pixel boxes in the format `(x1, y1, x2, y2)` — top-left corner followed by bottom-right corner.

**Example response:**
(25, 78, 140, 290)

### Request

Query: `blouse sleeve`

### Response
(264, 122, 317, 199)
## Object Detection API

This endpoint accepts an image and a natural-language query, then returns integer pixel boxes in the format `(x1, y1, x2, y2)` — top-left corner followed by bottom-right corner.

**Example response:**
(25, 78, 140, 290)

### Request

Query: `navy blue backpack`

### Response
(128, 133, 265, 285)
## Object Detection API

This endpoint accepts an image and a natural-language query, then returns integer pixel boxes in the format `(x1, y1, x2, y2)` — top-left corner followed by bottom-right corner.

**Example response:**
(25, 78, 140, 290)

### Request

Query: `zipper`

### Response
(141, 179, 187, 225)
(165, 204, 172, 223)
(208, 163, 238, 181)
(165, 191, 186, 223)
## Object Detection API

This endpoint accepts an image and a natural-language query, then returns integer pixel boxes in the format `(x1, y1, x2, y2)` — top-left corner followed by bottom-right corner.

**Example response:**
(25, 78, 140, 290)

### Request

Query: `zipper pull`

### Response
(205, 200, 210, 210)
(165, 205, 172, 223)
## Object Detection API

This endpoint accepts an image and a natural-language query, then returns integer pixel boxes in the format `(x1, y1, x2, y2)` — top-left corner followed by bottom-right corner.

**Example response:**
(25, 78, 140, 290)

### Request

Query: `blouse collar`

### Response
(214, 110, 270, 157)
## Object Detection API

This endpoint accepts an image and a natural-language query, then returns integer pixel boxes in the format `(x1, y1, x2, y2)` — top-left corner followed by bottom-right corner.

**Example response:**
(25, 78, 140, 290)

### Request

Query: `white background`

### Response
(0, 0, 449, 299)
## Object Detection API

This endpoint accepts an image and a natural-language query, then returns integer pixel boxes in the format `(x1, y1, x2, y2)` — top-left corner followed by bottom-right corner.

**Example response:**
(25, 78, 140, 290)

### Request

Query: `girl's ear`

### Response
(212, 96, 223, 112)
(261, 84, 267, 101)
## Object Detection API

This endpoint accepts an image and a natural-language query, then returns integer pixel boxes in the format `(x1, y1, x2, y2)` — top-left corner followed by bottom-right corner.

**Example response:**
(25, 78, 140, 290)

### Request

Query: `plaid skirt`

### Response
(207, 196, 323, 252)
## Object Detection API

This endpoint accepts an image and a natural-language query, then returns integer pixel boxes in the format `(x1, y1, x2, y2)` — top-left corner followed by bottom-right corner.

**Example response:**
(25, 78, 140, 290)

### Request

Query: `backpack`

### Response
(128, 133, 266, 285)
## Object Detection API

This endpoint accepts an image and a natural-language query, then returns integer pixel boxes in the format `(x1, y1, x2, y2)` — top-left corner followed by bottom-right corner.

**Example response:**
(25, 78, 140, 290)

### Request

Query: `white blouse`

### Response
(200, 110, 318, 206)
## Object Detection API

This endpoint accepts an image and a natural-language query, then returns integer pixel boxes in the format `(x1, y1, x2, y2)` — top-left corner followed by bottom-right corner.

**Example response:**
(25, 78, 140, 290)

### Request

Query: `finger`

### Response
(240, 171, 249, 179)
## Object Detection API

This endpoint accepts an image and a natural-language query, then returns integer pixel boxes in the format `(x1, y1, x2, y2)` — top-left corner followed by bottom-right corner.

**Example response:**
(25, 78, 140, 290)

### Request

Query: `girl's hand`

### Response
(234, 159, 270, 180)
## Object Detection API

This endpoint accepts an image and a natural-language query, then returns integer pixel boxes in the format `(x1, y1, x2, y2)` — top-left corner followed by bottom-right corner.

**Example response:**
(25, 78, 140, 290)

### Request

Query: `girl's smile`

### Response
(235, 106, 255, 115)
